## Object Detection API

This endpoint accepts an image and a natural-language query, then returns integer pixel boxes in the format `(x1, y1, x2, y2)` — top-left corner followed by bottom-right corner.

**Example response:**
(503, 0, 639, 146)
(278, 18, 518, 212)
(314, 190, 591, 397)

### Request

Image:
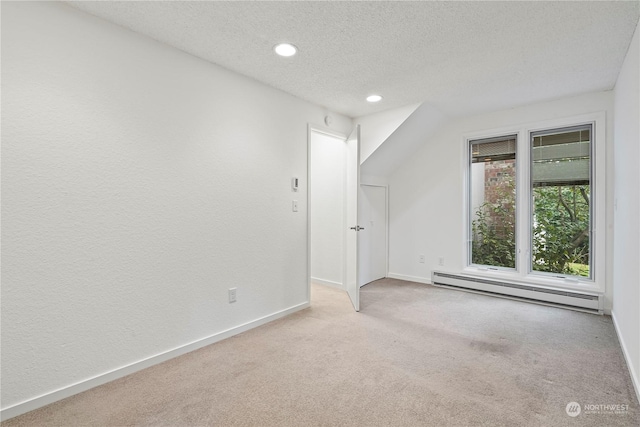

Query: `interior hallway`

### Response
(3, 279, 638, 426)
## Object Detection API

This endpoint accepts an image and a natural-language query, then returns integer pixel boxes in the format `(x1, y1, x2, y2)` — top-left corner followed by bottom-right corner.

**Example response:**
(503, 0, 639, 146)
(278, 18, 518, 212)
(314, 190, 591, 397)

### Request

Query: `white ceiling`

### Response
(67, 1, 640, 118)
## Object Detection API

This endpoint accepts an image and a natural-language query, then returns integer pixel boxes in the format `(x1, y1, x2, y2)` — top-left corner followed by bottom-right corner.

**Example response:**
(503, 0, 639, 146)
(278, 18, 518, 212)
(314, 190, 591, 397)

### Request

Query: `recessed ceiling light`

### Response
(366, 95, 383, 103)
(274, 43, 297, 57)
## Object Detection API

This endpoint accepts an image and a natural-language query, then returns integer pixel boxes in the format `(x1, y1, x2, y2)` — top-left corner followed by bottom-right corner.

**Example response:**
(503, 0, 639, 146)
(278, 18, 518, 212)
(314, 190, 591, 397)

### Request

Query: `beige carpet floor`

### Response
(3, 279, 639, 426)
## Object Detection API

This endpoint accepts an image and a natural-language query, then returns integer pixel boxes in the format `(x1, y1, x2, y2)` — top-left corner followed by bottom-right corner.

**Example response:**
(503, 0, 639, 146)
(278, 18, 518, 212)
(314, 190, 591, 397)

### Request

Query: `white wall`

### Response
(0, 2, 351, 417)
(387, 91, 615, 305)
(310, 131, 345, 288)
(612, 21, 640, 401)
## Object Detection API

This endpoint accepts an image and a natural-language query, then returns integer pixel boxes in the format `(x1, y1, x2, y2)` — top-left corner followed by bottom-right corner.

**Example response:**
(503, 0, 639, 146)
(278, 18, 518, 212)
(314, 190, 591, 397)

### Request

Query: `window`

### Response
(531, 125, 592, 278)
(466, 118, 600, 284)
(469, 135, 517, 269)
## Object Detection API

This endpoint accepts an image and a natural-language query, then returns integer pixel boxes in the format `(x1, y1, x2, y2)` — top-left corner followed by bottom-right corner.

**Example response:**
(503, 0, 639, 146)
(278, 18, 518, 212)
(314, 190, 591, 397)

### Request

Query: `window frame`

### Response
(462, 112, 606, 294)
(529, 124, 594, 280)
(467, 133, 519, 272)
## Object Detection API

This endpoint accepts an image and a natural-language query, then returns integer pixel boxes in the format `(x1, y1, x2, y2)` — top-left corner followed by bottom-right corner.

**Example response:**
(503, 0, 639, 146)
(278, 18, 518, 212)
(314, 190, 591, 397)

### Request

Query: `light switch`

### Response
(292, 200, 299, 212)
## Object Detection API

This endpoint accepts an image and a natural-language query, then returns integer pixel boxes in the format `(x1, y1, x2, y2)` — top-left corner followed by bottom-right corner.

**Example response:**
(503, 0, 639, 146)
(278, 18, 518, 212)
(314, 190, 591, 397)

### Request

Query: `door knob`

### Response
(350, 226, 365, 231)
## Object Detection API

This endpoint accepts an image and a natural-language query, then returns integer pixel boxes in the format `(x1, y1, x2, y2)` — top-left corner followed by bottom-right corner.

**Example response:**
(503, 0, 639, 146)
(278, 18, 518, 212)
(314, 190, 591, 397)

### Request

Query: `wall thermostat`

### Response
(292, 177, 299, 191)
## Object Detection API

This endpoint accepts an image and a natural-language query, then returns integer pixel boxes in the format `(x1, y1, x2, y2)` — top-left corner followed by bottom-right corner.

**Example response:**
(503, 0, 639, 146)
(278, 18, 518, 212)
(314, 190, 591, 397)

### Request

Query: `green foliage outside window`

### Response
(471, 181, 590, 277)
(532, 186, 590, 277)
(471, 176, 516, 268)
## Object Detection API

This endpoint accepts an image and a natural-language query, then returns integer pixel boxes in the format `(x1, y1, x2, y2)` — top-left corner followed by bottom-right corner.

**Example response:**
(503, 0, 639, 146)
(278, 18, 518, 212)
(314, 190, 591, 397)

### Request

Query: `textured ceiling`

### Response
(67, 1, 640, 118)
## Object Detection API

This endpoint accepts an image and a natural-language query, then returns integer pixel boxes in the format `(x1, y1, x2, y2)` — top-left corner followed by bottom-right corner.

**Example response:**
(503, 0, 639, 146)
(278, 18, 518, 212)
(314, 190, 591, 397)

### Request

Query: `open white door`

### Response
(345, 125, 361, 311)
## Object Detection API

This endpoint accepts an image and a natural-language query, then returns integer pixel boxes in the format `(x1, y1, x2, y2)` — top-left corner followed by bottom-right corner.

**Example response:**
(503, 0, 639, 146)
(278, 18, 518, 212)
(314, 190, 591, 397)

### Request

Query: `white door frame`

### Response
(307, 124, 347, 302)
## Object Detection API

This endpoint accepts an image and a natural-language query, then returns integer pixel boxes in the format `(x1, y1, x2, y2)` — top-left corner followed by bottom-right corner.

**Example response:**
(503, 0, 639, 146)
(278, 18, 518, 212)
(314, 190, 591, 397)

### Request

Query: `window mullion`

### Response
(516, 130, 529, 278)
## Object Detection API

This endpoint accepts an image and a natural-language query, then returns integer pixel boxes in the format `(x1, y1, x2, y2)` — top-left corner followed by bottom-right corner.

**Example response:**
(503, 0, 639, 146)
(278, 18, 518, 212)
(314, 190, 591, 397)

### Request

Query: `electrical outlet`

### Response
(438, 257, 445, 266)
(419, 254, 425, 263)
(228, 288, 237, 303)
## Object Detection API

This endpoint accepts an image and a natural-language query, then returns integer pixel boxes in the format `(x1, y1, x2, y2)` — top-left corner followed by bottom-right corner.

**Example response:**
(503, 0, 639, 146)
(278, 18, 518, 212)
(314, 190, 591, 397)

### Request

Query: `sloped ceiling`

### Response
(357, 103, 421, 163)
(67, 1, 639, 118)
(361, 103, 447, 178)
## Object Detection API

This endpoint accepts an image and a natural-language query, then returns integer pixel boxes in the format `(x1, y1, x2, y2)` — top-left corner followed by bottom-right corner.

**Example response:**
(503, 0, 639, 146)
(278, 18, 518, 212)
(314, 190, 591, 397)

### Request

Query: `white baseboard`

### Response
(0, 301, 309, 422)
(387, 272, 432, 285)
(311, 277, 345, 290)
(611, 311, 640, 405)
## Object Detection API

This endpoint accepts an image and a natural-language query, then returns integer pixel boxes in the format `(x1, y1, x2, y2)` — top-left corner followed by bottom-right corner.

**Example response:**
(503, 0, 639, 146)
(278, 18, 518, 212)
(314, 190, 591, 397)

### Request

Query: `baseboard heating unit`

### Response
(431, 271, 603, 314)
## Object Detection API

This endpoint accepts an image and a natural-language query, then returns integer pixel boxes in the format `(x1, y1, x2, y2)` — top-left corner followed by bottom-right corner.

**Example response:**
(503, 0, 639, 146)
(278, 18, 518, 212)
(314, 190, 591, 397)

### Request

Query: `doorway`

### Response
(309, 129, 346, 291)
(309, 125, 367, 311)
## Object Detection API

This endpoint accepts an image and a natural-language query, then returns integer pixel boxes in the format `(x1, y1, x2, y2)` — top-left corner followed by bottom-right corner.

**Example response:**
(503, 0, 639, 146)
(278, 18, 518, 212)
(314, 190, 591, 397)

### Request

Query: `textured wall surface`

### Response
(1, 1, 351, 411)
(612, 20, 640, 398)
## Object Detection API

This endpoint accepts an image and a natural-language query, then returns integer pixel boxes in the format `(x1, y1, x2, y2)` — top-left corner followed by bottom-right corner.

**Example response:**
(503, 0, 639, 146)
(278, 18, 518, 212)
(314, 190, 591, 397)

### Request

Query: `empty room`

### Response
(2, 1, 639, 426)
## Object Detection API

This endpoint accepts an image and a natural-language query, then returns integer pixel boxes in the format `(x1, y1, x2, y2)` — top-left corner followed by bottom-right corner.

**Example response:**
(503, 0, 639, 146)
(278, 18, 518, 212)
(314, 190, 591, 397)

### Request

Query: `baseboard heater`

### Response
(431, 271, 603, 314)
